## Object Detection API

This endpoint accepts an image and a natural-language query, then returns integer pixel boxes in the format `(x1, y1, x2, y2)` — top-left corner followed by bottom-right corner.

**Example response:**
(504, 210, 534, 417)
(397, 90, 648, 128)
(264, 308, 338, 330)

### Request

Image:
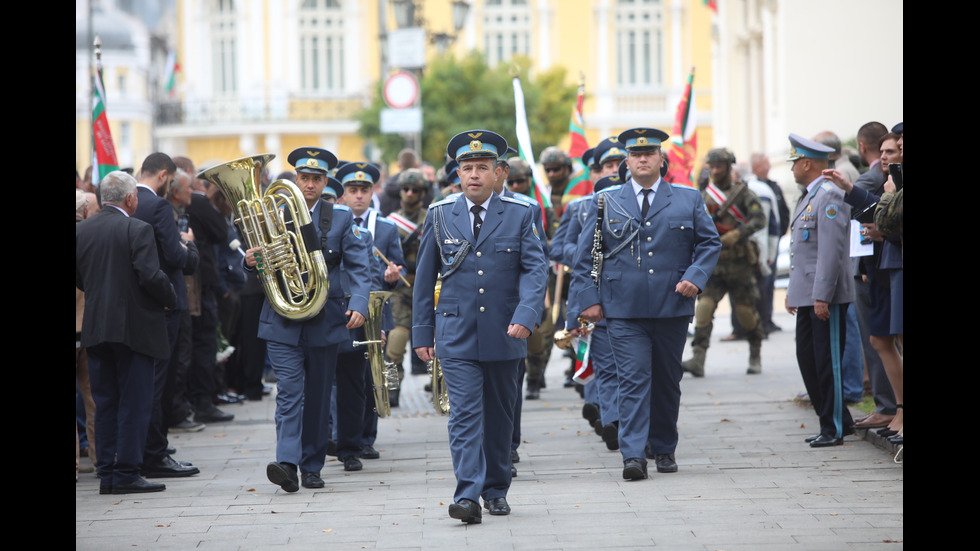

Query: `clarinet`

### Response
(590, 193, 605, 288)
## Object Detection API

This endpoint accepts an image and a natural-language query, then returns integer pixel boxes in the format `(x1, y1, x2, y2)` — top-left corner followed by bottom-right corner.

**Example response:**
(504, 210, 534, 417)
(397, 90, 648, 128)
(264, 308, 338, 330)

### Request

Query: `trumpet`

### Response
(554, 317, 596, 350)
(352, 291, 399, 418)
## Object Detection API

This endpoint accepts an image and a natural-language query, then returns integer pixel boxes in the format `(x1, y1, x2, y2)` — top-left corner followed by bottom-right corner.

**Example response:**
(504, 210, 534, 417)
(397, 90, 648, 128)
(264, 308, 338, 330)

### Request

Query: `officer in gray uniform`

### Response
(784, 134, 855, 448)
(413, 130, 548, 524)
(568, 128, 720, 480)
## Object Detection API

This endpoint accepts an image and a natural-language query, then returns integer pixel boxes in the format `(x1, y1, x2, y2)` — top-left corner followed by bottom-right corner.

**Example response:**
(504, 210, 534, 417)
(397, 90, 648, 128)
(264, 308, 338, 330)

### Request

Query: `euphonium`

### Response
(199, 154, 329, 321)
(352, 291, 399, 418)
(427, 278, 450, 415)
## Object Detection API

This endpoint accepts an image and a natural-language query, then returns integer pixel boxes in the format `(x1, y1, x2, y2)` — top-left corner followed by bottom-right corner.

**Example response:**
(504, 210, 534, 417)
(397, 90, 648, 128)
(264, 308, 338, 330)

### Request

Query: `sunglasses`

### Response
(544, 166, 565, 174)
(400, 187, 423, 194)
(507, 178, 527, 185)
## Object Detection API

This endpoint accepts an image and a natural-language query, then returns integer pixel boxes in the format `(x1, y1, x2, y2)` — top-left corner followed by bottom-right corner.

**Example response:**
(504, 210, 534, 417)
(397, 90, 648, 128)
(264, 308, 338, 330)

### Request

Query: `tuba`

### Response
(199, 154, 329, 321)
(353, 291, 399, 418)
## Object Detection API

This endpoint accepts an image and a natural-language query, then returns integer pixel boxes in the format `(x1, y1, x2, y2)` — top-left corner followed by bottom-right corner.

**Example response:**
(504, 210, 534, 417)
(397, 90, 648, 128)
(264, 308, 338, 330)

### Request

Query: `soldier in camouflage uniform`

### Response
(505, 158, 559, 399)
(682, 148, 767, 376)
(385, 169, 430, 392)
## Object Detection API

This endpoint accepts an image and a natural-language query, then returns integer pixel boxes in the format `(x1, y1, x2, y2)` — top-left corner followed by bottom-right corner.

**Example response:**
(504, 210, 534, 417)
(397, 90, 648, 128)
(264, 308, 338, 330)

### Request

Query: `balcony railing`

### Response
(156, 95, 365, 126)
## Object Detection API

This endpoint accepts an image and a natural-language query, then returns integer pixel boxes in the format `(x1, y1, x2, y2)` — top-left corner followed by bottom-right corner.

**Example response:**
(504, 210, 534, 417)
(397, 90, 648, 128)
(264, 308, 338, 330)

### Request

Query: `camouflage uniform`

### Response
(385, 171, 429, 375)
(683, 150, 767, 376)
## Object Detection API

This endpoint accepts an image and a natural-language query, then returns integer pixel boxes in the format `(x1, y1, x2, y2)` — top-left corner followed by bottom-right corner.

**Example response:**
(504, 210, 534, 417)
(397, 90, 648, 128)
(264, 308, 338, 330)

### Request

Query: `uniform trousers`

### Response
(266, 338, 338, 474)
(335, 348, 368, 460)
(606, 317, 687, 460)
(441, 357, 520, 503)
(795, 304, 854, 439)
(88, 342, 155, 486)
(511, 359, 525, 452)
(591, 325, 619, 427)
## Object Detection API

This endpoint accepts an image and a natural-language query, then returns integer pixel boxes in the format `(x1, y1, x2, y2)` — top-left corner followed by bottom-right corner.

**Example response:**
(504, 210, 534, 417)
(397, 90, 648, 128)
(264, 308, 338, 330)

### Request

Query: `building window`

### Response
(210, 0, 238, 95)
(615, 0, 664, 88)
(299, 0, 344, 94)
(483, 0, 530, 66)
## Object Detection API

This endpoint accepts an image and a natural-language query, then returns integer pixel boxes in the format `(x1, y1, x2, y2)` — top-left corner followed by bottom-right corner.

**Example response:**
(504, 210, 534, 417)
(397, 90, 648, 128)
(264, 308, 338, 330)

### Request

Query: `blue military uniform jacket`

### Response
(550, 194, 591, 265)
(412, 192, 548, 362)
(786, 179, 854, 308)
(569, 180, 720, 323)
(257, 201, 372, 347)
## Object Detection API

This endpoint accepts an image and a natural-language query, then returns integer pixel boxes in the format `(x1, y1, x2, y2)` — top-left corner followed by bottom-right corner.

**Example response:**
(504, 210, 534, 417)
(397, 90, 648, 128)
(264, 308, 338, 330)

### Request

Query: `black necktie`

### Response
(471, 205, 483, 240)
(641, 189, 653, 218)
(354, 217, 363, 227)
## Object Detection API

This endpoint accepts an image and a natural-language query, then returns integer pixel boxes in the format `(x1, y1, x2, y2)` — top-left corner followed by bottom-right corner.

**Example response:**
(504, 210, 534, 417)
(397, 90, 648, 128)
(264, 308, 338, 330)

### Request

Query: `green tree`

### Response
(356, 52, 576, 166)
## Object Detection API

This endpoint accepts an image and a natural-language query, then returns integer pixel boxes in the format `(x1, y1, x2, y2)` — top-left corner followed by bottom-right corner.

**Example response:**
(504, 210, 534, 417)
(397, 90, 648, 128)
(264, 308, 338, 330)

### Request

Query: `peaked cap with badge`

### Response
(287, 147, 338, 175)
(447, 130, 508, 162)
(336, 162, 381, 187)
(786, 134, 834, 161)
(617, 127, 670, 152)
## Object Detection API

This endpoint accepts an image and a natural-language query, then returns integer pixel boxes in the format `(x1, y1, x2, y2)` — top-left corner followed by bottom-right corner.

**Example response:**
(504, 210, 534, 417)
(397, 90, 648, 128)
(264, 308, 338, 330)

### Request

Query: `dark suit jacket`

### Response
(186, 192, 227, 287)
(134, 186, 198, 310)
(76, 207, 177, 358)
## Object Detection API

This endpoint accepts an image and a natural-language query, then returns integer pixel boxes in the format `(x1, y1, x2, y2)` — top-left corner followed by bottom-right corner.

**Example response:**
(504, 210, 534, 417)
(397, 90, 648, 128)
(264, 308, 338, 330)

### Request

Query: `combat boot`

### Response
(747, 342, 762, 375)
(526, 379, 541, 400)
(682, 347, 707, 377)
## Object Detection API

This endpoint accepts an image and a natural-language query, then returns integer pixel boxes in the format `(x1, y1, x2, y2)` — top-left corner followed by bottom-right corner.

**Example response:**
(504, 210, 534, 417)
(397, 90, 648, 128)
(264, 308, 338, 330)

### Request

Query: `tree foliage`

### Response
(356, 52, 577, 165)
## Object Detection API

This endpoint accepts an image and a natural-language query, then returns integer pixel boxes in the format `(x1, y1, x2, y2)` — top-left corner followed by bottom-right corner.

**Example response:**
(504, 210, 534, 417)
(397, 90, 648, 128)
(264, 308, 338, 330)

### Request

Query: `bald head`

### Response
(812, 131, 842, 160)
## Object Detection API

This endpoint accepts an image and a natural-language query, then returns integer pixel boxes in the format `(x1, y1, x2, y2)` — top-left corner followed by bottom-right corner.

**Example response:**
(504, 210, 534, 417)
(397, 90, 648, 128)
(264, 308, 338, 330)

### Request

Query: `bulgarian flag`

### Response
(571, 333, 594, 384)
(665, 67, 697, 188)
(703, 0, 718, 13)
(92, 47, 120, 187)
(562, 78, 592, 207)
(164, 50, 180, 98)
(512, 76, 551, 230)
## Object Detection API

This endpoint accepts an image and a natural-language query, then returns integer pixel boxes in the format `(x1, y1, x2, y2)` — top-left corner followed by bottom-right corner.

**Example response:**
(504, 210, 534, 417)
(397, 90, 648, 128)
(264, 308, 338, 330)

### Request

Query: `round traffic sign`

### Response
(383, 70, 420, 109)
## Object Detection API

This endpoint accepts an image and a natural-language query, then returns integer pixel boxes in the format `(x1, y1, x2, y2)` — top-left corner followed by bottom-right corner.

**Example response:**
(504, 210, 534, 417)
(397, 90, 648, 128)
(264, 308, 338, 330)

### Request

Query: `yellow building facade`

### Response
(154, 0, 716, 174)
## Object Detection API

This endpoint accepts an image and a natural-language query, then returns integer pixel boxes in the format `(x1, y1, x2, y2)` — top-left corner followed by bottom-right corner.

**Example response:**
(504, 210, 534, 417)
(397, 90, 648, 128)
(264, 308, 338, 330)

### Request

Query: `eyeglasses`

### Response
(400, 187, 422, 194)
(507, 178, 527, 185)
(544, 166, 564, 174)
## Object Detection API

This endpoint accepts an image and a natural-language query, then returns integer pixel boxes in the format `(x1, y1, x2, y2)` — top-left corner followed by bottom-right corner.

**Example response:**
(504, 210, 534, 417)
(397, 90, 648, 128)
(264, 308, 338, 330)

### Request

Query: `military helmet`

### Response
(398, 168, 427, 188)
(706, 148, 736, 164)
(507, 158, 533, 178)
(539, 146, 571, 167)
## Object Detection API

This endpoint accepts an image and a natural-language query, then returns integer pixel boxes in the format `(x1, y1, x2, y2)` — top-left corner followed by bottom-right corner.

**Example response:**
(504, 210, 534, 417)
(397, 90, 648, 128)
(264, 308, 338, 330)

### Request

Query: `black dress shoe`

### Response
(484, 497, 511, 515)
(601, 423, 620, 451)
(360, 445, 380, 460)
(582, 402, 600, 424)
(511, 449, 520, 464)
(809, 434, 843, 447)
(593, 418, 603, 436)
(326, 440, 338, 457)
(511, 465, 518, 477)
(344, 456, 363, 472)
(112, 477, 166, 494)
(645, 443, 655, 459)
(804, 434, 820, 443)
(194, 406, 234, 424)
(301, 472, 325, 489)
(888, 434, 904, 445)
(654, 453, 678, 473)
(448, 499, 482, 524)
(143, 455, 200, 478)
(623, 458, 648, 480)
(267, 462, 299, 492)
(877, 428, 898, 437)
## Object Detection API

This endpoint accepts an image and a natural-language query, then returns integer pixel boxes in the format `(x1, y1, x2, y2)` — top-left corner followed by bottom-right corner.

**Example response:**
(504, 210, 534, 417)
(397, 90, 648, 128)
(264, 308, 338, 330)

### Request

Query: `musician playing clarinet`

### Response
(567, 127, 720, 481)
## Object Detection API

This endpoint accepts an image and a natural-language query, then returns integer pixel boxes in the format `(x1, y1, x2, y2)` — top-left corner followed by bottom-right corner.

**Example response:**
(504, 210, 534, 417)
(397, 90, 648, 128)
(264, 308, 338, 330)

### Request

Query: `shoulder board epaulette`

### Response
(568, 195, 592, 205)
(501, 195, 531, 207)
(820, 182, 835, 192)
(670, 184, 699, 192)
(509, 192, 539, 207)
(376, 216, 396, 227)
(597, 185, 622, 194)
(333, 203, 351, 211)
(428, 193, 461, 209)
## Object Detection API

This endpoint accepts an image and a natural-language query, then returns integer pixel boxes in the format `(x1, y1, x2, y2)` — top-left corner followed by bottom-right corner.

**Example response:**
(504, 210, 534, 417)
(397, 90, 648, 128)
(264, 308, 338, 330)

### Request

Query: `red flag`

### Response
(562, 81, 592, 206)
(92, 43, 120, 187)
(665, 68, 697, 188)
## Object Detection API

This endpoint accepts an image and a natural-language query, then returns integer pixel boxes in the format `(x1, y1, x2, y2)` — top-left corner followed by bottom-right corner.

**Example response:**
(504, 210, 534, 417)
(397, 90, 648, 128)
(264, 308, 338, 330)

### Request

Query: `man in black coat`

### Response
(76, 171, 177, 494)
